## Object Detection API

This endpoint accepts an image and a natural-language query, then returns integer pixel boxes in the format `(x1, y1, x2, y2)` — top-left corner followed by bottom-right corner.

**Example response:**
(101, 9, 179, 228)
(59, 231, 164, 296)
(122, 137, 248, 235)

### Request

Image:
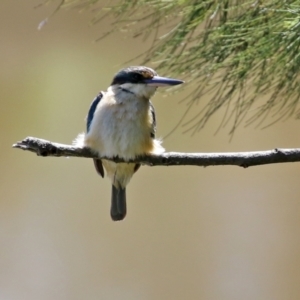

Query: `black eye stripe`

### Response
(111, 66, 157, 85)
(112, 72, 144, 85)
(130, 72, 143, 81)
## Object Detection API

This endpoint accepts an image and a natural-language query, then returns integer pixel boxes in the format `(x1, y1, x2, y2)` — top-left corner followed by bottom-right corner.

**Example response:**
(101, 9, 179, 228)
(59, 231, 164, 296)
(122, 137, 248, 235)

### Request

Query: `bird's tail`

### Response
(111, 185, 126, 221)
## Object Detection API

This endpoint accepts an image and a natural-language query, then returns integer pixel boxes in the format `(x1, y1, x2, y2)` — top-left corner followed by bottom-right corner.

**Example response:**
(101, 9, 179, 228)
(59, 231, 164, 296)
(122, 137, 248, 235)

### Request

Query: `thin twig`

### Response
(12, 136, 300, 168)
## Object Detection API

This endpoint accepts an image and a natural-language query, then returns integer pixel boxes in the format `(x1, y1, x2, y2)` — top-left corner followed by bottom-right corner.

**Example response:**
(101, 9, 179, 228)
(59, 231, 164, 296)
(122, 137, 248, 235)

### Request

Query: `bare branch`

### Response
(13, 136, 300, 168)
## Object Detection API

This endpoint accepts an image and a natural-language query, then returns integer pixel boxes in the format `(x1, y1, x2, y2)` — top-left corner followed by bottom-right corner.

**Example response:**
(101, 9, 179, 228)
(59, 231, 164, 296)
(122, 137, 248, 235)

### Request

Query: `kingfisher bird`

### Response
(77, 66, 183, 221)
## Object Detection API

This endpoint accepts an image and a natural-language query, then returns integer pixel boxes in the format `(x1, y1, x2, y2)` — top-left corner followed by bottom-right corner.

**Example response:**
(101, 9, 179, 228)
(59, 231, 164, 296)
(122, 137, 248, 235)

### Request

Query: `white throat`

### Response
(118, 82, 157, 99)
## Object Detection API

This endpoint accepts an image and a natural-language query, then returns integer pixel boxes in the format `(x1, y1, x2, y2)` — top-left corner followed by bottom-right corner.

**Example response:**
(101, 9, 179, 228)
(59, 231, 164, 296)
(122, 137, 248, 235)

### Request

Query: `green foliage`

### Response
(43, 0, 300, 134)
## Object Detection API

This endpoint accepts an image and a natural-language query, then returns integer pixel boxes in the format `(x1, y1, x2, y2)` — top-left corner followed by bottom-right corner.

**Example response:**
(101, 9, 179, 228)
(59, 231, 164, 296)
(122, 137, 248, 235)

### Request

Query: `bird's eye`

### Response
(128, 73, 143, 83)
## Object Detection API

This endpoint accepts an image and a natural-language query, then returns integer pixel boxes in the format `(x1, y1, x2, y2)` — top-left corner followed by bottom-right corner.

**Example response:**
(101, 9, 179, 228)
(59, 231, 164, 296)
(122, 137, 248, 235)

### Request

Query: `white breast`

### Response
(84, 87, 164, 159)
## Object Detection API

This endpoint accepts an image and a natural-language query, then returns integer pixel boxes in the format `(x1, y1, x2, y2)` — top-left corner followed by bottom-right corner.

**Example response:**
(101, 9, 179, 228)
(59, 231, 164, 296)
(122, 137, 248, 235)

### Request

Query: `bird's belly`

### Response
(85, 105, 153, 159)
(102, 160, 136, 188)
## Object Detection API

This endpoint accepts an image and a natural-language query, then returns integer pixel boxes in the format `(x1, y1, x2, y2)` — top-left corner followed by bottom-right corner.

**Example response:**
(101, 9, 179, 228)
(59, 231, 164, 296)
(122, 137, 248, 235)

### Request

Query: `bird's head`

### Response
(111, 66, 184, 99)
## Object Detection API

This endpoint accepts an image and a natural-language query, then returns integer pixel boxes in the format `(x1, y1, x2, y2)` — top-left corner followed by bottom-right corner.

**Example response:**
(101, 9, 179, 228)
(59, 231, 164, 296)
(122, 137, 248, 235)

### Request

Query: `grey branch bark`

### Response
(12, 136, 300, 168)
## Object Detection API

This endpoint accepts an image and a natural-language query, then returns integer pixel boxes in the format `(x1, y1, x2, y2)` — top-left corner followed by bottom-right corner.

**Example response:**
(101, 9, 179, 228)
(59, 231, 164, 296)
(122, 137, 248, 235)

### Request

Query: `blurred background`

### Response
(1, 1, 300, 299)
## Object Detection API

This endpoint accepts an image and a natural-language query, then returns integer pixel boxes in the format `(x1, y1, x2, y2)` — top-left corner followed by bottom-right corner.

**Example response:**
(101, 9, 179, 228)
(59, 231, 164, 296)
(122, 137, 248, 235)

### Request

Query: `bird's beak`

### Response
(143, 76, 184, 87)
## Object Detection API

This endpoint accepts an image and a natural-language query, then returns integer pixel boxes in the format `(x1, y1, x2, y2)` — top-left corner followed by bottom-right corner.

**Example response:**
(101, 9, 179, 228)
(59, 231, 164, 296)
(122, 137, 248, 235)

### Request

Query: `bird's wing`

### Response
(149, 101, 156, 139)
(86, 92, 103, 132)
(86, 92, 105, 178)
